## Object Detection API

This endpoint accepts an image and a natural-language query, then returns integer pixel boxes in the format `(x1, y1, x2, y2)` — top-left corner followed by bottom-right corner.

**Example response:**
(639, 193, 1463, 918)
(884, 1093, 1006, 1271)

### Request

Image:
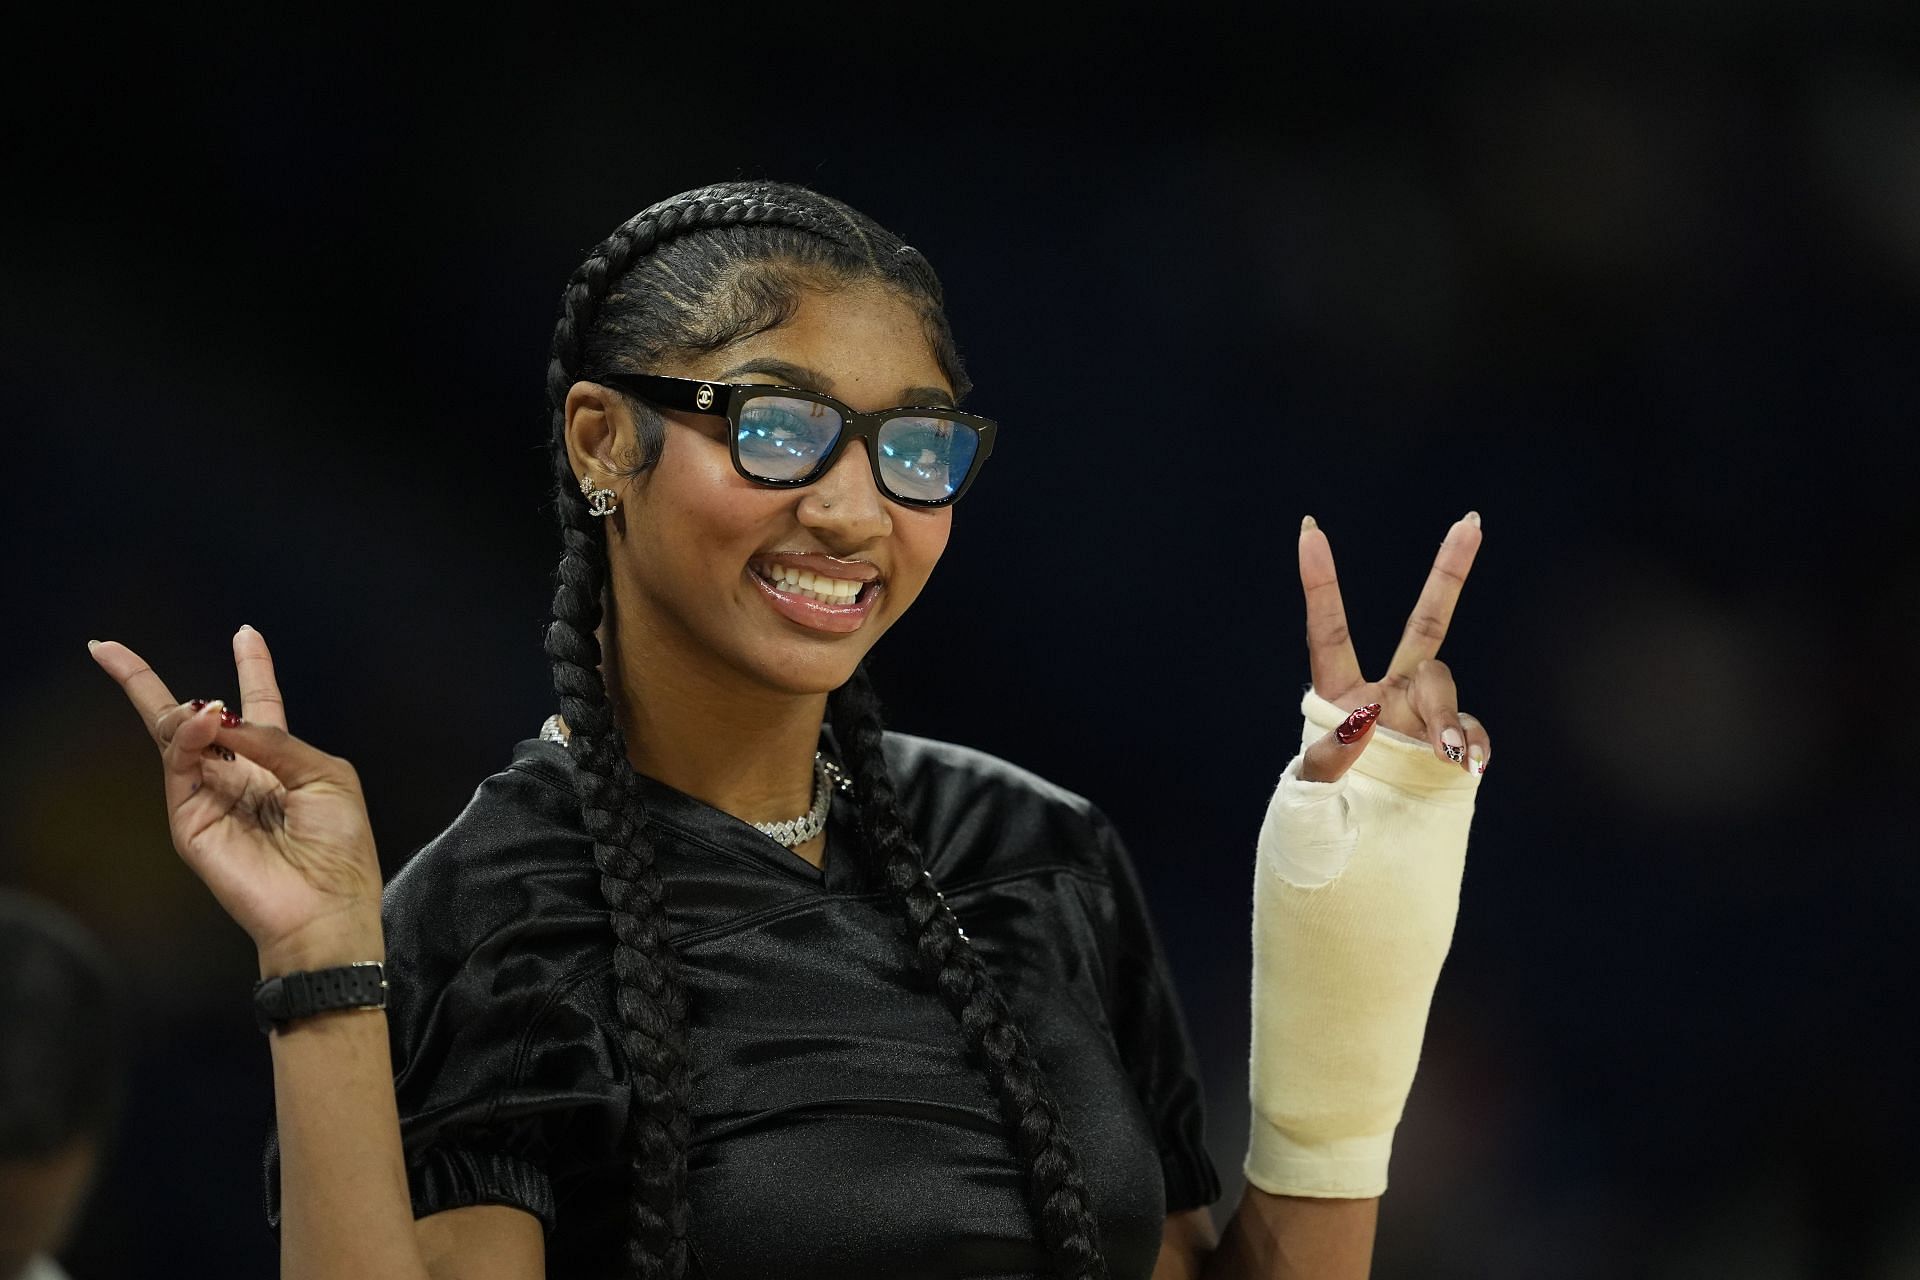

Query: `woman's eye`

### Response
(745, 411, 808, 436)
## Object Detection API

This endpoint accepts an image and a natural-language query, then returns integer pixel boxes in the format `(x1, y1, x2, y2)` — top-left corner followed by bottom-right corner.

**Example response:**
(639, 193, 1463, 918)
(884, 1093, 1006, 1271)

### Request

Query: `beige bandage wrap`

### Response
(1244, 687, 1482, 1199)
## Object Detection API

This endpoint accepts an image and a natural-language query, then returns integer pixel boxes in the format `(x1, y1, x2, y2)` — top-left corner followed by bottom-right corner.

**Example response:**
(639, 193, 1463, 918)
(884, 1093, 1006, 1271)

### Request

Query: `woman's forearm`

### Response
(1202, 1187, 1378, 1280)
(264, 928, 431, 1280)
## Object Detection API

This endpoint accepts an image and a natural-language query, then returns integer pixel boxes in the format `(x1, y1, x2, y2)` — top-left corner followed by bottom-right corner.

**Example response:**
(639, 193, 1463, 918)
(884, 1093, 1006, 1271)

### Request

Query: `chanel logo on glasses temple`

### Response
(695, 384, 715, 410)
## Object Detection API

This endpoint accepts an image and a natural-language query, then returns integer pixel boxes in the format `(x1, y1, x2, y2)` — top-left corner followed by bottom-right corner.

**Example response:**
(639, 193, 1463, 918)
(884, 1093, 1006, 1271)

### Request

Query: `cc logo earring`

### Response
(579, 473, 619, 517)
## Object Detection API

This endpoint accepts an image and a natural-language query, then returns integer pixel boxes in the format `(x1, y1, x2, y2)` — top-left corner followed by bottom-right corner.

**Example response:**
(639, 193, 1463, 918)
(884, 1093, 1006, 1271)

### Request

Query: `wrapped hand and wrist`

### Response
(1245, 687, 1482, 1198)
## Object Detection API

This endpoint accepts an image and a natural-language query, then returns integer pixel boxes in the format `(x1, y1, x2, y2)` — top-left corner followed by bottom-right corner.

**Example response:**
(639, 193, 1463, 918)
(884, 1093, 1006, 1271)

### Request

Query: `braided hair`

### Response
(541, 182, 1111, 1279)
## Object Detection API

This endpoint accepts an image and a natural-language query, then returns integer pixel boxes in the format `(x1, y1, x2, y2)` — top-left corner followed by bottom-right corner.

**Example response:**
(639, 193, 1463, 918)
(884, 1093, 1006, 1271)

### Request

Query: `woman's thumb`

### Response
(211, 720, 358, 795)
(1298, 702, 1382, 783)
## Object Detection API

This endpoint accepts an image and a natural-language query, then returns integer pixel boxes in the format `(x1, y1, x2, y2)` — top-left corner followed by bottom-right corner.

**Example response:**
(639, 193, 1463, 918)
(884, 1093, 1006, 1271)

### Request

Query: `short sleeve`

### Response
(262, 750, 634, 1234)
(263, 955, 630, 1233)
(1089, 805, 1223, 1212)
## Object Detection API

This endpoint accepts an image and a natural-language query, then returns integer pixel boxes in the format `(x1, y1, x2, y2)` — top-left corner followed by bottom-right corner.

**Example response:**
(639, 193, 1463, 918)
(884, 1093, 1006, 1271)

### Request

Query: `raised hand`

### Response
(1247, 512, 1489, 1209)
(1295, 512, 1490, 783)
(89, 626, 385, 972)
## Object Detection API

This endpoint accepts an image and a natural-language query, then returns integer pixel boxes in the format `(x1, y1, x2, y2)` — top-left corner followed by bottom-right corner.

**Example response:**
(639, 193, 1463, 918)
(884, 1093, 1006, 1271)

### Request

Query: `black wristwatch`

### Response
(252, 962, 388, 1034)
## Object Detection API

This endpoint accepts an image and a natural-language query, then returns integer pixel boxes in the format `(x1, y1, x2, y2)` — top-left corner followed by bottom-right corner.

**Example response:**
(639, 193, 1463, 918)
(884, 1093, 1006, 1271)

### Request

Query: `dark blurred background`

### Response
(4, 4, 1916, 1276)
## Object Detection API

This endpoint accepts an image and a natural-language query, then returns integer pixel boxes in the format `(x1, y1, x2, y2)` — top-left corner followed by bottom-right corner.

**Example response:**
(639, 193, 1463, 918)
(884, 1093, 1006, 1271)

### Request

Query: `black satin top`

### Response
(265, 728, 1220, 1278)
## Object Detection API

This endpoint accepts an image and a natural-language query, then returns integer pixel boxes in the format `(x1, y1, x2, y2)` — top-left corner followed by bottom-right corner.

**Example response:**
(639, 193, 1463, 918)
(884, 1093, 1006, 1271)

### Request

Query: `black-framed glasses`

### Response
(599, 372, 997, 508)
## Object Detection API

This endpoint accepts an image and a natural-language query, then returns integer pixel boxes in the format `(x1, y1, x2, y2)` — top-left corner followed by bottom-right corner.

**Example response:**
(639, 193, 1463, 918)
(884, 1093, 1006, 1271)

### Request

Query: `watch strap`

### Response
(253, 962, 387, 1034)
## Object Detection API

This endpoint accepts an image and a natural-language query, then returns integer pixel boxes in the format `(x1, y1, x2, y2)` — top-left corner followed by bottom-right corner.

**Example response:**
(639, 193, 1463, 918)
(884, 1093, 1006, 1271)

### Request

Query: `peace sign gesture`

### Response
(1296, 512, 1490, 781)
(88, 626, 385, 972)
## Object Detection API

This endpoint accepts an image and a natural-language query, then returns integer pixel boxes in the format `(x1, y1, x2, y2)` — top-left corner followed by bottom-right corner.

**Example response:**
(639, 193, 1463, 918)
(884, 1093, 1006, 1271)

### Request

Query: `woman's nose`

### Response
(798, 442, 892, 538)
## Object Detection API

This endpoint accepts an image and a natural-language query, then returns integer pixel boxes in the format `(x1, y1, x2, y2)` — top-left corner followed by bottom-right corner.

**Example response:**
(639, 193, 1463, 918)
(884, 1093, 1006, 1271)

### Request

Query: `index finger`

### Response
(1298, 516, 1364, 695)
(88, 639, 183, 748)
(232, 625, 289, 731)
(1384, 512, 1483, 680)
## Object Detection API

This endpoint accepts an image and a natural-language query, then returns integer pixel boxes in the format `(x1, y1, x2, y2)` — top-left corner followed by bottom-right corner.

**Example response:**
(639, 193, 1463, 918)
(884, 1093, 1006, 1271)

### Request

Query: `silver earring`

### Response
(579, 473, 618, 517)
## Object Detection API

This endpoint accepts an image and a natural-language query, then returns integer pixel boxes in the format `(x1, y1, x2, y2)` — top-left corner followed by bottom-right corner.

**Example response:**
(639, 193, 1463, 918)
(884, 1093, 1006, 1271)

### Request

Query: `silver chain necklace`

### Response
(752, 753, 853, 848)
(539, 715, 853, 849)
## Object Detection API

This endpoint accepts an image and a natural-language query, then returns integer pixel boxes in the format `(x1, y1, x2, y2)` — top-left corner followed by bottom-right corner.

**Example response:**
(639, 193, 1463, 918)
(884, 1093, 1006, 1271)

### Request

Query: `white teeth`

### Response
(761, 563, 867, 606)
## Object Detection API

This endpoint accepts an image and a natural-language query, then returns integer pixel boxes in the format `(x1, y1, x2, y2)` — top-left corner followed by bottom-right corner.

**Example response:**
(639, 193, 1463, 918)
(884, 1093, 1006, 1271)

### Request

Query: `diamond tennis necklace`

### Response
(539, 714, 853, 848)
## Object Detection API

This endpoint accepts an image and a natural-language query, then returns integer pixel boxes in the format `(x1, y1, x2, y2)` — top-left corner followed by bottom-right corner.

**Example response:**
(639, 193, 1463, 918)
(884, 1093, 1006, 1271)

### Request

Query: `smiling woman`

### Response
(567, 284, 968, 685)
(89, 181, 1489, 1280)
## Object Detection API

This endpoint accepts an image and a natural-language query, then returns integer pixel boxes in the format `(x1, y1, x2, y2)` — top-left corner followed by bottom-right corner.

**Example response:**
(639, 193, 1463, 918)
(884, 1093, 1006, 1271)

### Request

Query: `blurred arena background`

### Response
(4, 4, 1915, 1276)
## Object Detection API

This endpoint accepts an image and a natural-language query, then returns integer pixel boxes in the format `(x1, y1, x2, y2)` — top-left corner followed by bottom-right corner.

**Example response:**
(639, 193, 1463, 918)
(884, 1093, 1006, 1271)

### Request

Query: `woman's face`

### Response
(568, 281, 957, 699)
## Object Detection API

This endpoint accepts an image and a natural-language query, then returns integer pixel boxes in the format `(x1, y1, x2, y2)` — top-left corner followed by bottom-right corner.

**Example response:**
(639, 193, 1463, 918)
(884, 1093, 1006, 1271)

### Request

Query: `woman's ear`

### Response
(563, 380, 629, 486)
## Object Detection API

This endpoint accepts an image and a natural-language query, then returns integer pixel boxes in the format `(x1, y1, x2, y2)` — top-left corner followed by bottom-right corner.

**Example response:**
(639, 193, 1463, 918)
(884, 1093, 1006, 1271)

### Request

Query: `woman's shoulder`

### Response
(384, 737, 585, 898)
(876, 730, 1123, 884)
(380, 736, 603, 985)
(879, 729, 1095, 810)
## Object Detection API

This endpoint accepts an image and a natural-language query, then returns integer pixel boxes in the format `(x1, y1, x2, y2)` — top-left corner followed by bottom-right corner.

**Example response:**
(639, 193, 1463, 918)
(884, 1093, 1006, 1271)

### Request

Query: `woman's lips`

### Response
(746, 565, 881, 634)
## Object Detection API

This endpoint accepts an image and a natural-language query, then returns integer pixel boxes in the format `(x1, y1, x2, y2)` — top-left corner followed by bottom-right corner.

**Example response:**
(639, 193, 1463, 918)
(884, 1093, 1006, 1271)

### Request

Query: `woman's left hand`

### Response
(1245, 512, 1489, 1205)
(1294, 512, 1489, 780)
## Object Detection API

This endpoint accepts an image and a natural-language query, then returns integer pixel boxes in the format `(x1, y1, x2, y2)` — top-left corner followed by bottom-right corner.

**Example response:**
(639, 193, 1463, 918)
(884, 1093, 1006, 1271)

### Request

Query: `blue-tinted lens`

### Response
(736, 395, 842, 481)
(876, 415, 979, 503)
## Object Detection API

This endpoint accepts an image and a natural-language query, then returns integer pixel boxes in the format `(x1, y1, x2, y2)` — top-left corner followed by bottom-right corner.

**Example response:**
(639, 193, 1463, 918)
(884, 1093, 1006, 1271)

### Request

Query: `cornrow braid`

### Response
(828, 667, 1110, 1280)
(544, 192, 840, 1279)
(542, 181, 1106, 1278)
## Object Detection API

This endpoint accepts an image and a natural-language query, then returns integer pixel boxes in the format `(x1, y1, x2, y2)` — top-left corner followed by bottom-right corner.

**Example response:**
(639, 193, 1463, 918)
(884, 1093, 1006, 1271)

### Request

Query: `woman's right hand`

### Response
(90, 625, 386, 973)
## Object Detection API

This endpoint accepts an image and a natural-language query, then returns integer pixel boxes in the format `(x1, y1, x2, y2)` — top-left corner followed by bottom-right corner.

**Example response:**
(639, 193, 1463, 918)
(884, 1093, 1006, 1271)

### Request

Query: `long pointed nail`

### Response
(1335, 702, 1381, 744)
(1301, 514, 1319, 532)
(1464, 510, 1481, 528)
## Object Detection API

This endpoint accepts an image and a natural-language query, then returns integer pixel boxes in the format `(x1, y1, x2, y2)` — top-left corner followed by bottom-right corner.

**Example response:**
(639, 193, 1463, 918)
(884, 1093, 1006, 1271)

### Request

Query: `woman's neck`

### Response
(598, 614, 827, 840)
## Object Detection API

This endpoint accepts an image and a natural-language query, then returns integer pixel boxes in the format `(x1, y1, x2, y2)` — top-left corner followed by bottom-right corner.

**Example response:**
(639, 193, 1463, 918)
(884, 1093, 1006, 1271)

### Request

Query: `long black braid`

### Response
(829, 669, 1111, 1279)
(542, 181, 1109, 1279)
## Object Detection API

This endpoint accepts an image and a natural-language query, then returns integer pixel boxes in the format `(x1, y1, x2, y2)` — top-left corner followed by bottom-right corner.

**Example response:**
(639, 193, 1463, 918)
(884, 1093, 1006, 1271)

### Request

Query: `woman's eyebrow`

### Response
(717, 357, 829, 388)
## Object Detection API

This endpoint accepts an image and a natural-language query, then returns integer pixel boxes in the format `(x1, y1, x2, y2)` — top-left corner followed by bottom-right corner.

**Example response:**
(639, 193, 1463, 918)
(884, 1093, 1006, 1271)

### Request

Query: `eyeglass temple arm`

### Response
(599, 373, 722, 415)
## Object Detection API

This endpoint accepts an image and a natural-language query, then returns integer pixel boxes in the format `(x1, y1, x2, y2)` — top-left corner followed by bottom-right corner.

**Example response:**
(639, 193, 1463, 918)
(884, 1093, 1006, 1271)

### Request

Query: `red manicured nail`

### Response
(219, 708, 243, 728)
(1335, 702, 1382, 744)
(189, 698, 210, 710)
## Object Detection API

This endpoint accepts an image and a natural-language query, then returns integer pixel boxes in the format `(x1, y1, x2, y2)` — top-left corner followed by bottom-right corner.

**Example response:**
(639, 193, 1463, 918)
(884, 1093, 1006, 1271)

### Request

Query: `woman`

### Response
(90, 182, 1488, 1279)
